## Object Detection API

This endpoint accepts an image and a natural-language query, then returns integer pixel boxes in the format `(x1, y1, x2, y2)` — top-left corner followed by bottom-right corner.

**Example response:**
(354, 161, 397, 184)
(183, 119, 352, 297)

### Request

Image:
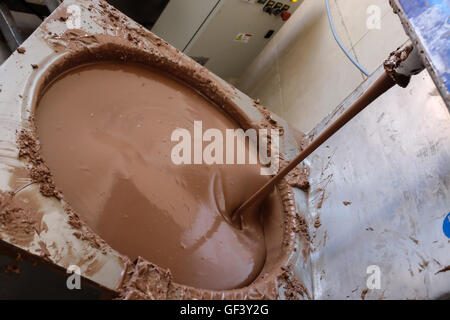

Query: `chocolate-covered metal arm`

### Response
(384, 41, 425, 88)
(233, 42, 426, 228)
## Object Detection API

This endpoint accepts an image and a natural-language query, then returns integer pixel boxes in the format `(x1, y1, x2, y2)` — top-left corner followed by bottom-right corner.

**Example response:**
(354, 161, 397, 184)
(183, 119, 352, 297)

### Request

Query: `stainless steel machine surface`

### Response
(306, 66, 450, 300)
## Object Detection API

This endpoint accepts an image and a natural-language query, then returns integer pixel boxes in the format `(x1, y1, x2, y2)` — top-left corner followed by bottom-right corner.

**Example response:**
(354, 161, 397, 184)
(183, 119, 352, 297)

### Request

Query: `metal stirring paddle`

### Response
(231, 40, 427, 230)
(230, 71, 396, 228)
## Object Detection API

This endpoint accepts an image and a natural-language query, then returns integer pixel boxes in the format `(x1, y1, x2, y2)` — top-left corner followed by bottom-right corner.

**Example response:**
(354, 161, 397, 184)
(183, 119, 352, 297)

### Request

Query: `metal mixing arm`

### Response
(384, 41, 426, 88)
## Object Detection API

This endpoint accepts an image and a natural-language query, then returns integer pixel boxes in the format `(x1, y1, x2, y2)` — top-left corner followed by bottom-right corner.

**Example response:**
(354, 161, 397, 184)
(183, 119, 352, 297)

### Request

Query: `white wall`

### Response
(238, 0, 409, 133)
(151, 0, 220, 51)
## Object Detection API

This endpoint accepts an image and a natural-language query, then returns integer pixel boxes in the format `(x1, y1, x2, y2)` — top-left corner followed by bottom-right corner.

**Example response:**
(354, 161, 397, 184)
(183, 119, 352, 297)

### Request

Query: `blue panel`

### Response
(398, 0, 450, 92)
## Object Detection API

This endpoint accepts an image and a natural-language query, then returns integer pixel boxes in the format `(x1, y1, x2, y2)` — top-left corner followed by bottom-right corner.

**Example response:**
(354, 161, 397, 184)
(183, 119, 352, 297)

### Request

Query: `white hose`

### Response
(325, 0, 370, 76)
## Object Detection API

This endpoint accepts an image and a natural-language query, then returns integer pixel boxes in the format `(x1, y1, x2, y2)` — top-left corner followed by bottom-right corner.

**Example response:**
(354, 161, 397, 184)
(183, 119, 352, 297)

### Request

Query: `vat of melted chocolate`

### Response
(34, 61, 284, 291)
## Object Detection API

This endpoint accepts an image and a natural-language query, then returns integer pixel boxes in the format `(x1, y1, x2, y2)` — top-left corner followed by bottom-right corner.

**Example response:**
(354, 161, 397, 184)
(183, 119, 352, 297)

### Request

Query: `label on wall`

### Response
(235, 33, 253, 43)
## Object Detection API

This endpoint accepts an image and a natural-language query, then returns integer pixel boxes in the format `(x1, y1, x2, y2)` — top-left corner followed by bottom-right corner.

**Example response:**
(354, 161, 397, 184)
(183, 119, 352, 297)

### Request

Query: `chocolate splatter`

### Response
(435, 265, 450, 275)
(278, 266, 310, 300)
(361, 288, 369, 300)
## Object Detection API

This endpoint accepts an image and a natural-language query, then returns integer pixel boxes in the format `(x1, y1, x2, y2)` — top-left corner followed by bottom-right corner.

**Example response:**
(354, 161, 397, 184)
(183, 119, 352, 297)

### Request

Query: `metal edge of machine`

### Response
(389, 0, 450, 110)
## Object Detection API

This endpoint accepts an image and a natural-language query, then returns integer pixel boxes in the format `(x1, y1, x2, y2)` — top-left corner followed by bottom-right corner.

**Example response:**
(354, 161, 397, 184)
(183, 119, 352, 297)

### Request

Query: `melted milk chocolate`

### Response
(36, 62, 280, 290)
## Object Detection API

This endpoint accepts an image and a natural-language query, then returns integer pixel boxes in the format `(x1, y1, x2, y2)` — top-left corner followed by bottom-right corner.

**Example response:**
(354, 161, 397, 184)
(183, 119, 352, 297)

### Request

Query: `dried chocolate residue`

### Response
(278, 266, 310, 300)
(361, 288, 369, 300)
(383, 43, 414, 88)
(118, 256, 283, 300)
(314, 216, 322, 229)
(64, 204, 108, 253)
(284, 163, 310, 192)
(251, 99, 287, 163)
(251, 102, 310, 191)
(435, 265, 450, 275)
(18, 130, 61, 199)
(253, 99, 285, 136)
(0, 191, 40, 246)
(17, 130, 109, 253)
(118, 257, 172, 300)
(38, 240, 51, 260)
(293, 213, 311, 244)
